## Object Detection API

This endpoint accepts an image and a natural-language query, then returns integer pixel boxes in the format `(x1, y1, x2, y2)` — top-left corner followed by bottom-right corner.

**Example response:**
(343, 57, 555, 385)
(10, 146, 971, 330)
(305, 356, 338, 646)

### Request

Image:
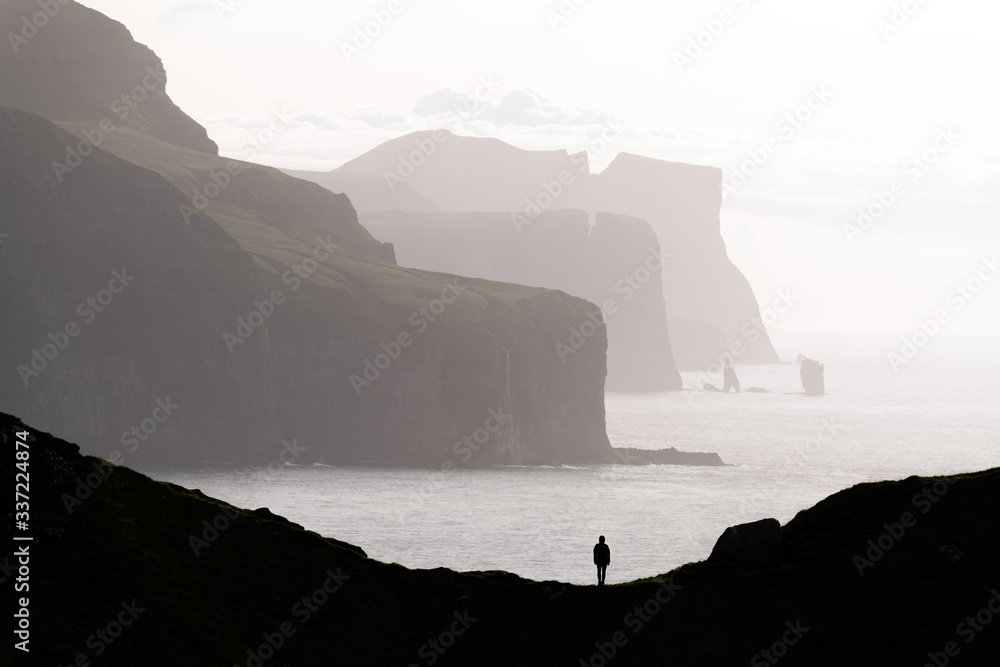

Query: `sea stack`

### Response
(800, 358, 825, 396)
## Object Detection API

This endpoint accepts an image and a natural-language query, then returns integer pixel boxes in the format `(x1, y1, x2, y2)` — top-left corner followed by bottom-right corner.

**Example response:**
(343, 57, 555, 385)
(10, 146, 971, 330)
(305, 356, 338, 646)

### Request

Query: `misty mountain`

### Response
(290, 130, 778, 369)
(363, 209, 682, 391)
(0, 1, 612, 466)
(281, 169, 442, 215)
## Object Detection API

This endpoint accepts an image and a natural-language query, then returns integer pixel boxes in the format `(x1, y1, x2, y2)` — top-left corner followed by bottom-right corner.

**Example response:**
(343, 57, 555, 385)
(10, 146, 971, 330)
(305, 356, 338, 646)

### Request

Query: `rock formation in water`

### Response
(289, 130, 779, 371)
(9, 411, 1000, 665)
(0, 1, 612, 466)
(800, 358, 826, 396)
(614, 447, 724, 466)
(361, 209, 681, 391)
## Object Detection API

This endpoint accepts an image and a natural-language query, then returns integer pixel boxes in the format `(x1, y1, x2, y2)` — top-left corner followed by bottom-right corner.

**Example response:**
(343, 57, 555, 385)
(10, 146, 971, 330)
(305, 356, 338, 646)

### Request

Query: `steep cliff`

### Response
(582, 153, 779, 368)
(363, 209, 681, 391)
(0, 105, 281, 459)
(295, 130, 779, 369)
(0, 5, 612, 465)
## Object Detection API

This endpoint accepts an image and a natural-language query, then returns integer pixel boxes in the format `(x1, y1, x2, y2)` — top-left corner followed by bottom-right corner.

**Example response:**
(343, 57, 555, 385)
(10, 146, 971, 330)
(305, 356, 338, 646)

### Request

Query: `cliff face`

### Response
(0, 106, 280, 460)
(0, 7, 611, 465)
(583, 153, 779, 368)
(297, 130, 778, 370)
(362, 209, 681, 391)
(258, 265, 613, 466)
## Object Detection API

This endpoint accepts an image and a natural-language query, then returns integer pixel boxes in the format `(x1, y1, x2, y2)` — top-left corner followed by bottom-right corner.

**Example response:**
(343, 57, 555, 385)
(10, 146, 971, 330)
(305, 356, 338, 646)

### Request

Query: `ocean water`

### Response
(143, 332, 1000, 585)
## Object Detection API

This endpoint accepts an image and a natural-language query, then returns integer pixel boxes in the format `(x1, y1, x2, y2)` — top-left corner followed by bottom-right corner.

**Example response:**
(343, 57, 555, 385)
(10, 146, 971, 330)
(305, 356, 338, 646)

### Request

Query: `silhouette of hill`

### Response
(8, 412, 998, 665)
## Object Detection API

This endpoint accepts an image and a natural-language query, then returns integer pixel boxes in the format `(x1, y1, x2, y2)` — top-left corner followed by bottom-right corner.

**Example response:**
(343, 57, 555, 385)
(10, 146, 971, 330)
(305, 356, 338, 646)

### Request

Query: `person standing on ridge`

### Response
(723, 359, 740, 393)
(593, 536, 610, 586)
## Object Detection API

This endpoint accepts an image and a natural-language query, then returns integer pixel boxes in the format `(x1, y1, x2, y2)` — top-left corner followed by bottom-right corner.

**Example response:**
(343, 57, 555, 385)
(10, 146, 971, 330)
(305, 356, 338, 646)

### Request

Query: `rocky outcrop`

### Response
(708, 518, 783, 566)
(614, 447, 724, 466)
(800, 358, 825, 396)
(362, 209, 681, 391)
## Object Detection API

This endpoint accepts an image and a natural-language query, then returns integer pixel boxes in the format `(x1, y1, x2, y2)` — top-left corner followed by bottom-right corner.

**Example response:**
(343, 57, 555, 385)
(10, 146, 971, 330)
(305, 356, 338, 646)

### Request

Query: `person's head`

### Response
(599, 535, 605, 544)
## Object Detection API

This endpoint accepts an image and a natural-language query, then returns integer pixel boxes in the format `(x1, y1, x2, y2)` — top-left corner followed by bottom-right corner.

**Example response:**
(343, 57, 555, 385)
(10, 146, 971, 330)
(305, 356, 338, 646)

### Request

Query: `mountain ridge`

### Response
(290, 129, 779, 370)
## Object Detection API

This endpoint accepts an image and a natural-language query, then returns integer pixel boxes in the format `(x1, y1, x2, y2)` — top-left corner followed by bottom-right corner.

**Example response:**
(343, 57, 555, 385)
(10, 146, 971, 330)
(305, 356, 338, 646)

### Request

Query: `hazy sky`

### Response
(78, 0, 1000, 336)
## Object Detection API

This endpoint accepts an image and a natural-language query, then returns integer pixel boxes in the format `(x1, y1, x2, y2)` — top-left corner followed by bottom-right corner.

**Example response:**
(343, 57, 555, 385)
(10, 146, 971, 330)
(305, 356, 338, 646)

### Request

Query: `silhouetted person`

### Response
(593, 536, 610, 585)
(723, 359, 740, 393)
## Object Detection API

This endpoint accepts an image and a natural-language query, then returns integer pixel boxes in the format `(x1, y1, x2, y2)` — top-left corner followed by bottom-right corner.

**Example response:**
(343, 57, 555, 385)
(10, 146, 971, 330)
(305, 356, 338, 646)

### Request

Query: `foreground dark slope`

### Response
(6, 413, 999, 666)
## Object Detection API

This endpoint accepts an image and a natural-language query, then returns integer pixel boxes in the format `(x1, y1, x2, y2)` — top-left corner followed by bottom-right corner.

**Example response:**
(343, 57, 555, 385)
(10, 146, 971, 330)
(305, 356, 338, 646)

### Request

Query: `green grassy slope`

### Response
(56, 125, 393, 261)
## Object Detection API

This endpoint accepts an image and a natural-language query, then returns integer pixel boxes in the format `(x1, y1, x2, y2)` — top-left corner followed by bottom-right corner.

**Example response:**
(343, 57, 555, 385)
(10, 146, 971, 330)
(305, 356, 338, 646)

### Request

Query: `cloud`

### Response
(345, 107, 408, 127)
(157, 0, 247, 29)
(411, 89, 476, 117)
(478, 88, 617, 127)
(412, 86, 619, 128)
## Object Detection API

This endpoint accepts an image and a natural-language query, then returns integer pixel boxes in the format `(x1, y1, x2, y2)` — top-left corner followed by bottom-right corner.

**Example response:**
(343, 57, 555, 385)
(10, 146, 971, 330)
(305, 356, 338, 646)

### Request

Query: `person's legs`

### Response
(597, 564, 607, 585)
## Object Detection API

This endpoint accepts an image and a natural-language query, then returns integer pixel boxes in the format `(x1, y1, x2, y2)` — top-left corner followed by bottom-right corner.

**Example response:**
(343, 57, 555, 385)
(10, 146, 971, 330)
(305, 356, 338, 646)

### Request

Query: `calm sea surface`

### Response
(142, 332, 1000, 585)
